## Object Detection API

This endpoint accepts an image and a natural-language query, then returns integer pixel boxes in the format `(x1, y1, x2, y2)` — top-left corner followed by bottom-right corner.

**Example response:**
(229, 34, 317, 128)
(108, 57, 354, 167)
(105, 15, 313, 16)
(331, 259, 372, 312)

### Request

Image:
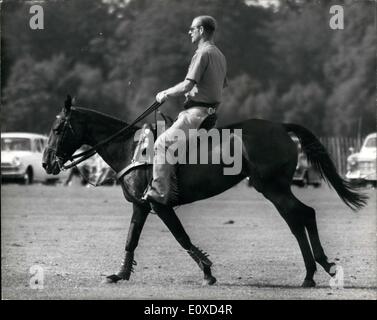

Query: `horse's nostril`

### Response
(42, 163, 47, 169)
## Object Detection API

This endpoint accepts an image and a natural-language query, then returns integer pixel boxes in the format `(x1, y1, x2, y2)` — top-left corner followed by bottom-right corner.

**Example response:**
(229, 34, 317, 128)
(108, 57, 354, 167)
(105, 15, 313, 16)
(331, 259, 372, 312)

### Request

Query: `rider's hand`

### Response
(156, 91, 168, 103)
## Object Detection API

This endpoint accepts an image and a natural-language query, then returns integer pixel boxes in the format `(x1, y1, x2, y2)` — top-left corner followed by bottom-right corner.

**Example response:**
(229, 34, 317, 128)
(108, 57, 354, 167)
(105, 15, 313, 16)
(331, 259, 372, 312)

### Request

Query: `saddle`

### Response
(116, 113, 217, 181)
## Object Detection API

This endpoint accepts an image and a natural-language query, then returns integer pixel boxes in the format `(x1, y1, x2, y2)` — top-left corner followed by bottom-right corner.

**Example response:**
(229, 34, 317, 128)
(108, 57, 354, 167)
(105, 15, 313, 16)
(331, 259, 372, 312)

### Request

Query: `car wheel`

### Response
(21, 168, 34, 185)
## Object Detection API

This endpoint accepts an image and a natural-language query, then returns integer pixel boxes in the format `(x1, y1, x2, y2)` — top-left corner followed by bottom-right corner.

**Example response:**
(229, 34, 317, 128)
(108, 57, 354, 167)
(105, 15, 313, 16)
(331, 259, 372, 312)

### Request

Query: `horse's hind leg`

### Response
(151, 201, 216, 285)
(303, 208, 337, 277)
(262, 185, 317, 287)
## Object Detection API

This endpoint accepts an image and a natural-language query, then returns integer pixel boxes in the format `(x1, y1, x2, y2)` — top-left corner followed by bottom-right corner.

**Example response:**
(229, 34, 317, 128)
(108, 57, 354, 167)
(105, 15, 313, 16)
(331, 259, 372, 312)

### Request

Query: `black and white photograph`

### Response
(1, 0, 376, 302)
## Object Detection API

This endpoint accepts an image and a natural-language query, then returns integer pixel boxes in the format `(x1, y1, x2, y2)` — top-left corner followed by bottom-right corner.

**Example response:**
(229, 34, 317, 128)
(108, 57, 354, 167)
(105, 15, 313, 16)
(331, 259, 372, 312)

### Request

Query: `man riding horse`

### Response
(143, 15, 227, 206)
(42, 15, 368, 287)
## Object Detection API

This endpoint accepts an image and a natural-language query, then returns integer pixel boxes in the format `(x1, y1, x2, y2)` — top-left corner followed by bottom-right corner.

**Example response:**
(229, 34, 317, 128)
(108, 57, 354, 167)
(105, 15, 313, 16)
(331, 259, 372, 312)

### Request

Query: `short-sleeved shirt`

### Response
(185, 42, 227, 104)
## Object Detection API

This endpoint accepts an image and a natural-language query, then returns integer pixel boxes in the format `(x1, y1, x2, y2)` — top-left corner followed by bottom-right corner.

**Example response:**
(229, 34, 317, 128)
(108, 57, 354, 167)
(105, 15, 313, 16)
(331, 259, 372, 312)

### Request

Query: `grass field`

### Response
(1, 181, 376, 300)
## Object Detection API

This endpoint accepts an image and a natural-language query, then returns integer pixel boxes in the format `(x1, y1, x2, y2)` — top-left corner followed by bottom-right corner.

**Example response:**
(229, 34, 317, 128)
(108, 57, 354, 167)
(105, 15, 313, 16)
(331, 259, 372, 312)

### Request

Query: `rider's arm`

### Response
(164, 79, 195, 97)
(156, 50, 207, 103)
(156, 79, 194, 103)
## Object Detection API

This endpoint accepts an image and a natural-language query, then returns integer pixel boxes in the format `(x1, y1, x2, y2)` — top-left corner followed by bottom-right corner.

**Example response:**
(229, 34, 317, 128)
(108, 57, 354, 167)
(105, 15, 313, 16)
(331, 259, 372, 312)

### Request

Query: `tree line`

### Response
(1, 0, 374, 137)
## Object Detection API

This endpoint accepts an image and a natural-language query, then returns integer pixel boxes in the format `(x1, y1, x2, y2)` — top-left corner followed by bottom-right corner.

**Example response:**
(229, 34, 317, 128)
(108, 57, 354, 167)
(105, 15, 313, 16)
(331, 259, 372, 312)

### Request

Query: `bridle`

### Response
(51, 100, 163, 171)
(47, 110, 81, 171)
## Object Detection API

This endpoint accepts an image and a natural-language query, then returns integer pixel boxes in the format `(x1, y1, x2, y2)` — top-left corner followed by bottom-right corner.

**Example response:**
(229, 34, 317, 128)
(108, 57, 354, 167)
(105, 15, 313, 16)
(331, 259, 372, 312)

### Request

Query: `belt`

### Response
(183, 100, 219, 110)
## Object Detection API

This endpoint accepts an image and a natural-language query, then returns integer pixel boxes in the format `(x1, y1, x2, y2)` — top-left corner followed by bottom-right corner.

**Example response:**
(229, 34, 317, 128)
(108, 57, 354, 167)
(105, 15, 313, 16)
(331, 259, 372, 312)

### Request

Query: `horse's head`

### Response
(42, 95, 85, 175)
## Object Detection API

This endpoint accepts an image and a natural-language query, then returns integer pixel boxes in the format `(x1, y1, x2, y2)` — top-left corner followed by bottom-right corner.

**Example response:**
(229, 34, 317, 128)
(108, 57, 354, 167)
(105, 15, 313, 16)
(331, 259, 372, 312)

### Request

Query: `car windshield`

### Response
(364, 137, 376, 148)
(1, 138, 32, 151)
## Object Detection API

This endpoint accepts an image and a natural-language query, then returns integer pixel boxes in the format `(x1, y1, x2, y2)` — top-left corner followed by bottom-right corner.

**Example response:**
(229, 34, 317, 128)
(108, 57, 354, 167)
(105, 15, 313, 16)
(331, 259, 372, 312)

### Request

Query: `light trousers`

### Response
(150, 107, 210, 204)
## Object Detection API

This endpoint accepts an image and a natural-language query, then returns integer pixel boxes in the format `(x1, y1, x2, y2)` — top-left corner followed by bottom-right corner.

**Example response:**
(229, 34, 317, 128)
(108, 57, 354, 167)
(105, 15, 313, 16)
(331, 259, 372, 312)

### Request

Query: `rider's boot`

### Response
(142, 163, 178, 206)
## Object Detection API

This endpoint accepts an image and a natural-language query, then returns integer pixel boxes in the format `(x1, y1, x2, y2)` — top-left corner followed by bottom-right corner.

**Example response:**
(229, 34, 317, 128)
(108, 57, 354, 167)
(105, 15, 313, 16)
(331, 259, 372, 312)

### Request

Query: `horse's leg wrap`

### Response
(187, 245, 216, 285)
(187, 245, 213, 271)
(106, 251, 137, 282)
(117, 251, 137, 280)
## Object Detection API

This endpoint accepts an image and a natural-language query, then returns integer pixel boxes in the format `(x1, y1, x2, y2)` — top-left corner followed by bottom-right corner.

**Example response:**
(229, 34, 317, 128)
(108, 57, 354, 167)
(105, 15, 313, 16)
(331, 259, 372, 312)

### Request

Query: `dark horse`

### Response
(42, 97, 367, 287)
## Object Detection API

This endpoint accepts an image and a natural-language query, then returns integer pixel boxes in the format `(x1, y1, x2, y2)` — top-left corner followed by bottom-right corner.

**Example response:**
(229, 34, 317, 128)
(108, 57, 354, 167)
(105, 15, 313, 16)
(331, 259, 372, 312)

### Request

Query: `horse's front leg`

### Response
(151, 202, 217, 286)
(106, 203, 149, 283)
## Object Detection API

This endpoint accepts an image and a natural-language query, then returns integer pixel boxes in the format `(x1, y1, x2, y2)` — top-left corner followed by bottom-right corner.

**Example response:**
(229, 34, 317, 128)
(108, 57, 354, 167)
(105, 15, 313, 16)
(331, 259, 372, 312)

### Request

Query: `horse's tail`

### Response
(283, 123, 368, 211)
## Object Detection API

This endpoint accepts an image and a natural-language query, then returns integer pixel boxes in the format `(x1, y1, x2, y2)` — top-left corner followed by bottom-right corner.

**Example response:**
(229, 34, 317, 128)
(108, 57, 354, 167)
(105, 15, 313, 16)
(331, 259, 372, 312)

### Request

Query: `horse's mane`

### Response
(75, 107, 127, 126)
(72, 107, 141, 142)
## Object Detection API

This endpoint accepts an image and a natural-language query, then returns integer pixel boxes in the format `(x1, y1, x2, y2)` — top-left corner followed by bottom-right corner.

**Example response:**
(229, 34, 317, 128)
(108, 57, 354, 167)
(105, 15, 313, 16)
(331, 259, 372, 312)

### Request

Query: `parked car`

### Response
(1, 132, 62, 184)
(346, 132, 376, 187)
(290, 135, 322, 187)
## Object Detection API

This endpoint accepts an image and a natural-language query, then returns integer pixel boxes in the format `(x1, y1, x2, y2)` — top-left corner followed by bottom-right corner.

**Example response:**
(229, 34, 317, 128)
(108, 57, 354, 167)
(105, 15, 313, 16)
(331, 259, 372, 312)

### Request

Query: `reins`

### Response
(62, 100, 163, 170)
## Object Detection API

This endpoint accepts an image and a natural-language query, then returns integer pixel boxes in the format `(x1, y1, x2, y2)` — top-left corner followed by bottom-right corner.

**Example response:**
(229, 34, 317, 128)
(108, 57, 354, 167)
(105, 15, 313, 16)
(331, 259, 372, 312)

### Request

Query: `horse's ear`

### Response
(64, 95, 72, 114)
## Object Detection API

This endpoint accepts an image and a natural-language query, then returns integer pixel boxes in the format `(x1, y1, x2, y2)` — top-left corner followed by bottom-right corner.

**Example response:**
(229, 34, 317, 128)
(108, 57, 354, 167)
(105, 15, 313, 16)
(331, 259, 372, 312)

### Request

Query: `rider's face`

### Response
(188, 18, 203, 44)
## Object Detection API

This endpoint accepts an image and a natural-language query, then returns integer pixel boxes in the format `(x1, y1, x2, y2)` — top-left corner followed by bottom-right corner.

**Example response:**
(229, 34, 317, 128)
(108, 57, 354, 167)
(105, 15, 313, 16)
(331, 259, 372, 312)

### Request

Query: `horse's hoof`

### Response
(202, 276, 217, 286)
(105, 274, 123, 283)
(328, 263, 337, 277)
(301, 279, 316, 288)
